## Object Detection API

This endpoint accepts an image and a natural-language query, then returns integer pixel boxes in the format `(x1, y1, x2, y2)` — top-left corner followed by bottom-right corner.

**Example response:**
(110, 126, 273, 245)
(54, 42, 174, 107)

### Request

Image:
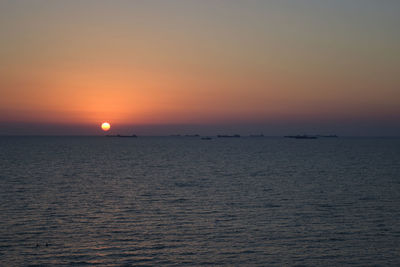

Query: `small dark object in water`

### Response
(117, 134, 137, 138)
(284, 135, 317, 139)
(317, 134, 338, 138)
(249, 134, 264, 137)
(106, 134, 137, 138)
(201, 137, 212, 140)
(217, 134, 241, 138)
(185, 134, 200, 137)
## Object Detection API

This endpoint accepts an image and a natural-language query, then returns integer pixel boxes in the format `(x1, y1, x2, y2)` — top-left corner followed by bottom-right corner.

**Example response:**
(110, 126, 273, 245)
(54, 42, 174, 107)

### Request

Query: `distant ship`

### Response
(201, 137, 212, 140)
(217, 134, 241, 138)
(284, 135, 317, 139)
(106, 134, 138, 138)
(317, 134, 338, 138)
(185, 134, 200, 137)
(249, 134, 264, 137)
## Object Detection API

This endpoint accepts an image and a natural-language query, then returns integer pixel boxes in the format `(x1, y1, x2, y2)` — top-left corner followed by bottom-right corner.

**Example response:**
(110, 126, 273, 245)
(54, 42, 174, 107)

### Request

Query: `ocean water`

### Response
(0, 136, 399, 266)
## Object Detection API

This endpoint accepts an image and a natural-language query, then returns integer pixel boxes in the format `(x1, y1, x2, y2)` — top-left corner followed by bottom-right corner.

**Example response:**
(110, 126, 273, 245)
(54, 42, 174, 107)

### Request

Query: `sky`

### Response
(0, 0, 399, 135)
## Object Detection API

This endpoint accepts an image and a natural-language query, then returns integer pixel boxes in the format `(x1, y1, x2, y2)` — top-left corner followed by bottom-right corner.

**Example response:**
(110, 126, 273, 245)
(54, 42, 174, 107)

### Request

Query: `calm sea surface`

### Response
(0, 136, 399, 266)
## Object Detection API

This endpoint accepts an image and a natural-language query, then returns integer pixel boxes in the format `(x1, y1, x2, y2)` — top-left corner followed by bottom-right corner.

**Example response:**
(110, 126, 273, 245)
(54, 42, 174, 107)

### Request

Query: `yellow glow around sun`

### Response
(101, 122, 111, 131)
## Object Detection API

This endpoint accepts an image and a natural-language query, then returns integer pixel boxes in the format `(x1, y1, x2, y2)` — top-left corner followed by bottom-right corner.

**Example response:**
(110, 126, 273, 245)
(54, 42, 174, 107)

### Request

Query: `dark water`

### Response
(0, 136, 399, 266)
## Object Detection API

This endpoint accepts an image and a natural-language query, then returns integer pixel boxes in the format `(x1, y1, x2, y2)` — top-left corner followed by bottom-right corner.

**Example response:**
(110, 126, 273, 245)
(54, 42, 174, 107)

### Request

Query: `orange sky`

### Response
(0, 1, 399, 135)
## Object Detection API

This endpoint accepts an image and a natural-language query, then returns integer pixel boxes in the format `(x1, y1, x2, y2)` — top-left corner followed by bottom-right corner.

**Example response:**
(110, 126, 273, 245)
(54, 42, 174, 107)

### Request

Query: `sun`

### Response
(101, 122, 111, 131)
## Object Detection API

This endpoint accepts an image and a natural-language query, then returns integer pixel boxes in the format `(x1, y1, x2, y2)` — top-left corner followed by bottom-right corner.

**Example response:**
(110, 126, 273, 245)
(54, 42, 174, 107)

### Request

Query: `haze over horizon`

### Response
(1, 0, 399, 136)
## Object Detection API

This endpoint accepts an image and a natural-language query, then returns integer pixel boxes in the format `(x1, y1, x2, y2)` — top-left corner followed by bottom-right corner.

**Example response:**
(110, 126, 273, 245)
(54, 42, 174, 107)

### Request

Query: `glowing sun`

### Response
(101, 122, 111, 131)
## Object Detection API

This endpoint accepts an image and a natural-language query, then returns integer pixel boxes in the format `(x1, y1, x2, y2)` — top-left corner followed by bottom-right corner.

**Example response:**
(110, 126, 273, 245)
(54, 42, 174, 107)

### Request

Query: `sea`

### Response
(0, 136, 399, 266)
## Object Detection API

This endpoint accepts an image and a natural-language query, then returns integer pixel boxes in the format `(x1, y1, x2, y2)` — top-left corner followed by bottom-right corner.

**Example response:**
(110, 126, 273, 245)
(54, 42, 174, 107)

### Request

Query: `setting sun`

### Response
(101, 122, 111, 131)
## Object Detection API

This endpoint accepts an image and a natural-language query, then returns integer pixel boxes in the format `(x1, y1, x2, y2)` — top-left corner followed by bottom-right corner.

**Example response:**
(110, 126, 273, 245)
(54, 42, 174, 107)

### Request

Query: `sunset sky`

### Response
(1, 0, 399, 135)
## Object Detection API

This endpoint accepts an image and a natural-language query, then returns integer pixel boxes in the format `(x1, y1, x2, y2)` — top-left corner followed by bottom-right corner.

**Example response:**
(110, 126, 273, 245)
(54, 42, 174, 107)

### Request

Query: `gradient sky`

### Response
(1, 0, 399, 135)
